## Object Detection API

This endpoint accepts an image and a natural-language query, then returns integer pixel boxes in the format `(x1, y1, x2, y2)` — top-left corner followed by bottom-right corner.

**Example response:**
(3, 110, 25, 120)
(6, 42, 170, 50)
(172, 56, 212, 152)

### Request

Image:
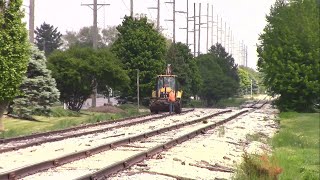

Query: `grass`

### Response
(271, 112, 319, 180)
(233, 112, 319, 180)
(0, 104, 145, 139)
(246, 132, 269, 144)
(216, 97, 248, 108)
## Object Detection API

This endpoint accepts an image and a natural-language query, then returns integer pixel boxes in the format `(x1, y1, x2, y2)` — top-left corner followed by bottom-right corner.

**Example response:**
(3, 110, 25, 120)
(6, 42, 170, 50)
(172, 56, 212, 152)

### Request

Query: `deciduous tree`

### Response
(197, 44, 239, 106)
(112, 16, 167, 100)
(0, 0, 30, 130)
(166, 42, 202, 102)
(48, 47, 129, 111)
(257, 0, 319, 112)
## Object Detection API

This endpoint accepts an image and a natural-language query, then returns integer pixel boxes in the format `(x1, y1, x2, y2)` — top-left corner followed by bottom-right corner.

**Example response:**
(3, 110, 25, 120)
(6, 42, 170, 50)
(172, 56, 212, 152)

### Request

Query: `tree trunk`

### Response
(0, 101, 9, 132)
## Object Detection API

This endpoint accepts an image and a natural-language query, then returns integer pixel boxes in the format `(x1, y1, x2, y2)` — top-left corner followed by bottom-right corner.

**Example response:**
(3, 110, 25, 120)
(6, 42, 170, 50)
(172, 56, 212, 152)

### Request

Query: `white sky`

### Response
(22, 0, 275, 69)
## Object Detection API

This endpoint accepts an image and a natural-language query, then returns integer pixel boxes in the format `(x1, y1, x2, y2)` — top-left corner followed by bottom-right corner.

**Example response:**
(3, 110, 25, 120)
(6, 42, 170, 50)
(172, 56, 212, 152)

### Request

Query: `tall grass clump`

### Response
(233, 153, 282, 180)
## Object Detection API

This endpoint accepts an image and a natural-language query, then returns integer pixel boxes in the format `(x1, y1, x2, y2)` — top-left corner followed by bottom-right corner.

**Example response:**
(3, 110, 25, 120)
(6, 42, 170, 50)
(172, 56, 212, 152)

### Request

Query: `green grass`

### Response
(0, 105, 146, 139)
(216, 97, 248, 108)
(186, 97, 248, 108)
(271, 112, 320, 180)
(233, 112, 319, 180)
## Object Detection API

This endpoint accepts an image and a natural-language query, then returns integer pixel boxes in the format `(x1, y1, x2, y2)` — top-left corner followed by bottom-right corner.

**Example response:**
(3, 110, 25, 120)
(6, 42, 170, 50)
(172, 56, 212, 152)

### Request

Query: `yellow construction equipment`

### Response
(149, 64, 183, 113)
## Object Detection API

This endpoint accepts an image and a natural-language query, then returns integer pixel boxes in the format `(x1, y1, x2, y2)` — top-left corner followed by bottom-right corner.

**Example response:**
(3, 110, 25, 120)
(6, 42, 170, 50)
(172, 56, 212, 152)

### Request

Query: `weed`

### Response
(218, 126, 225, 137)
(233, 152, 282, 180)
(246, 133, 268, 143)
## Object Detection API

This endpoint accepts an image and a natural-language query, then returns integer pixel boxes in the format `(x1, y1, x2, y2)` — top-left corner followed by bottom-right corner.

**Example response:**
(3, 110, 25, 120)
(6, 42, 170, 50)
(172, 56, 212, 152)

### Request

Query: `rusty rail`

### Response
(0, 109, 194, 154)
(76, 102, 269, 180)
(75, 110, 249, 180)
(0, 109, 228, 180)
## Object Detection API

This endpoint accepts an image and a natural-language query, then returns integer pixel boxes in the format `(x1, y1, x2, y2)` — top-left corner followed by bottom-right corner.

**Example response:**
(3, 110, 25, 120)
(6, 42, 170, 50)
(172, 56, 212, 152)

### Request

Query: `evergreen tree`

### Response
(35, 22, 62, 56)
(0, 0, 30, 130)
(12, 46, 60, 119)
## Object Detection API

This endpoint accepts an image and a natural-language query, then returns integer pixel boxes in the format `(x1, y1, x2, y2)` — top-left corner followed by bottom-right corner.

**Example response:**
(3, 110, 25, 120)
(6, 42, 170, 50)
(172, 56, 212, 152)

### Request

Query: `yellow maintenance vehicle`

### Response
(149, 65, 183, 114)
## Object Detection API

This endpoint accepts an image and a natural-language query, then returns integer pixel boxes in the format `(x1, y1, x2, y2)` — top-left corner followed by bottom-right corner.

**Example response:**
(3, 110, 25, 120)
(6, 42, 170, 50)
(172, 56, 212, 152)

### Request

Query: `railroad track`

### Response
(0, 109, 230, 180)
(0, 102, 268, 180)
(0, 109, 194, 154)
(0, 108, 220, 179)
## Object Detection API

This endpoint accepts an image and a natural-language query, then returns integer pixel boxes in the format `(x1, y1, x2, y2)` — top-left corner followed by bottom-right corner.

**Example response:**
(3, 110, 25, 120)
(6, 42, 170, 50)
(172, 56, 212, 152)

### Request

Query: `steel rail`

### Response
(0, 109, 194, 154)
(77, 101, 269, 180)
(0, 113, 153, 143)
(0, 109, 229, 180)
(76, 110, 249, 180)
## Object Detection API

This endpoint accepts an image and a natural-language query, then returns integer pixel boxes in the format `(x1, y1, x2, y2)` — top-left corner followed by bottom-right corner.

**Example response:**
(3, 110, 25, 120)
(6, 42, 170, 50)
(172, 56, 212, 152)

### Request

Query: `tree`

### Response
(35, 22, 62, 56)
(112, 16, 167, 100)
(62, 26, 104, 49)
(209, 43, 239, 84)
(11, 46, 60, 119)
(238, 66, 263, 95)
(257, 0, 319, 112)
(238, 68, 251, 95)
(0, 0, 30, 131)
(101, 26, 119, 47)
(165, 42, 202, 102)
(48, 47, 129, 111)
(197, 44, 239, 106)
(196, 54, 226, 106)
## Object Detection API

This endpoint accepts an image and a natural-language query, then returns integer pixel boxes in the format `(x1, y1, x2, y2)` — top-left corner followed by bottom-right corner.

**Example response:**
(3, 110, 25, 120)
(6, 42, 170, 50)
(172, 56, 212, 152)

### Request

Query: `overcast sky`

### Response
(22, 0, 276, 69)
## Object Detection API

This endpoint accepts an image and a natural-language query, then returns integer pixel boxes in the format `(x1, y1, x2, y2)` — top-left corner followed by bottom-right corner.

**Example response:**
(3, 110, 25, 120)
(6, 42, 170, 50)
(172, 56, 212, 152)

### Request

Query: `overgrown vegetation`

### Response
(233, 153, 282, 180)
(234, 112, 319, 180)
(257, 0, 320, 112)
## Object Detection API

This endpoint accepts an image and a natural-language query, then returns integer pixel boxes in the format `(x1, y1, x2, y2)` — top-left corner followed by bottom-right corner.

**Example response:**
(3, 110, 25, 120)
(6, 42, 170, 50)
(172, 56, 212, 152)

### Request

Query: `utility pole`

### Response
(220, 17, 223, 45)
(130, 0, 133, 17)
(227, 26, 231, 53)
(178, 0, 190, 46)
(193, 3, 196, 57)
(148, 0, 160, 31)
(186, 0, 189, 45)
(29, 0, 35, 43)
(165, 0, 176, 43)
(82, 0, 110, 107)
(224, 22, 227, 48)
(197, 3, 201, 56)
(230, 31, 233, 55)
(211, 5, 214, 48)
(216, 15, 219, 44)
(246, 45, 248, 67)
(206, 3, 209, 52)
